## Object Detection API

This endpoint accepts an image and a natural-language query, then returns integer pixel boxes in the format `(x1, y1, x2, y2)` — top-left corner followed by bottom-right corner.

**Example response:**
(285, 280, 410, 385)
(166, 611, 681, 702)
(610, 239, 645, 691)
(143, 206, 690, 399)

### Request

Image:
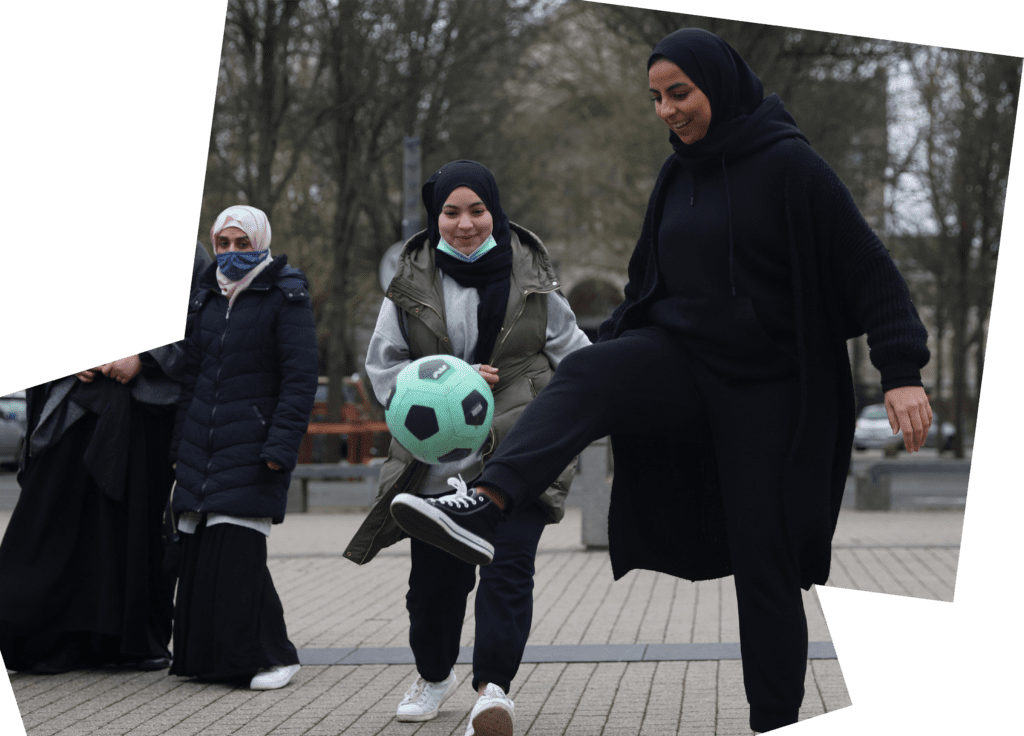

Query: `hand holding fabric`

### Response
(75, 367, 102, 383)
(884, 385, 932, 453)
(100, 355, 143, 385)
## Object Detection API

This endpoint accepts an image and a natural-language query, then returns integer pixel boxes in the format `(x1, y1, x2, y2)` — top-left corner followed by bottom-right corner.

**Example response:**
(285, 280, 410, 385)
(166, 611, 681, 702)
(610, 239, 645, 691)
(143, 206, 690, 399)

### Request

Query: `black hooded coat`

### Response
(0, 243, 213, 671)
(601, 30, 929, 590)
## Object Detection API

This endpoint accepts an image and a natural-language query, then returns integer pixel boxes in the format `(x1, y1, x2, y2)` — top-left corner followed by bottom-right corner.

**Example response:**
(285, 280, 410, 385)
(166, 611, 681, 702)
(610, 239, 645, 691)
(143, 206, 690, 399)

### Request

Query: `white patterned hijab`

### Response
(210, 205, 272, 252)
(210, 205, 274, 305)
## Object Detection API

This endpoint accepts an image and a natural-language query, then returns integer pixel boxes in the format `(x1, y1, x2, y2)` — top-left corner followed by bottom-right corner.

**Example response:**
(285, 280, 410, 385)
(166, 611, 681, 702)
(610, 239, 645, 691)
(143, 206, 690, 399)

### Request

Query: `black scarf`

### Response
(423, 160, 513, 364)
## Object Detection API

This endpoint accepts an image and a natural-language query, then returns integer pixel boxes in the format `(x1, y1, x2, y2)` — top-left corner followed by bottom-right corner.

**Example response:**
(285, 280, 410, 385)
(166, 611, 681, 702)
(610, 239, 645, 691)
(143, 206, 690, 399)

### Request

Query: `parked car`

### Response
(853, 403, 955, 453)
(0, 391, 27, 470)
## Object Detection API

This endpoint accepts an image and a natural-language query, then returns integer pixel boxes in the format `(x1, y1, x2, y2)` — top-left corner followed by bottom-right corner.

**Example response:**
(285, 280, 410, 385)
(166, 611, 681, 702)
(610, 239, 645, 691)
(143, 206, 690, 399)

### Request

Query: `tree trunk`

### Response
(950, 232, 970, 459)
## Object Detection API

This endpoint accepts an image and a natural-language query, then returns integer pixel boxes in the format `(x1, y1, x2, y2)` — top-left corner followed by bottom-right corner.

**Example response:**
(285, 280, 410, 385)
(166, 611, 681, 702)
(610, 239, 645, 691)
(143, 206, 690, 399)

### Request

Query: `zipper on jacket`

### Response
(493, 284, 559, 358)
(203, 308, 230, 492)
(389, 285, 449, 345)
(252, 405, 267, 427)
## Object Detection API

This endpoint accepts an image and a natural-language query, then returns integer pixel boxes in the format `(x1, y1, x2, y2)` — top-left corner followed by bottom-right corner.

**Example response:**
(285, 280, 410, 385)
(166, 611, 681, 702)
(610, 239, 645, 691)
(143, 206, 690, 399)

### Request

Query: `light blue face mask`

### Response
(437, 234, 498, 263)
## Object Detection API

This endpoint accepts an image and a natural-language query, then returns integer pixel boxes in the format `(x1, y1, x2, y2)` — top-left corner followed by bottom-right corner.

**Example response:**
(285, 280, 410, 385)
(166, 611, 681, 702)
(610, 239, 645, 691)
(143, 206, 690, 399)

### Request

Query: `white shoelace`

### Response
(401, 680, 425, 705)
(435, 475, 479, 508)
(401, 674, 451, 708)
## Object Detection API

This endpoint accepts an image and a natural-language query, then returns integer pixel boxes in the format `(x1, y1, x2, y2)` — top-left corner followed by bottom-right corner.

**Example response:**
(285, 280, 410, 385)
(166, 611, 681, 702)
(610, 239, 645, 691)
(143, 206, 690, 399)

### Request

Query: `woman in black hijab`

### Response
(351, 161, 590, 732)
(391, 28, 937, 732)
(391, 32, 932, 733)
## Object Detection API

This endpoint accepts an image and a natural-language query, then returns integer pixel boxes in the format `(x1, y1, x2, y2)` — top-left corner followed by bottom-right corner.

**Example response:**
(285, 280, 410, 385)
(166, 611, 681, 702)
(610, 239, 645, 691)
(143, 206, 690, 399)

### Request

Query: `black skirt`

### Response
(0, 403, 176, 673)
(169, 520, 298, 680)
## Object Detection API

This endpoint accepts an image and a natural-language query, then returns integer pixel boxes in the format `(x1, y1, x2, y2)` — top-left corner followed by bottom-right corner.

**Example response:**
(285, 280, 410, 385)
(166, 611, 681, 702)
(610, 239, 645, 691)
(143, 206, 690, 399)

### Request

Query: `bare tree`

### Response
(888, 47, 1019, 455)
(307, 0, 549, 457)
(202, 0, 329, 227)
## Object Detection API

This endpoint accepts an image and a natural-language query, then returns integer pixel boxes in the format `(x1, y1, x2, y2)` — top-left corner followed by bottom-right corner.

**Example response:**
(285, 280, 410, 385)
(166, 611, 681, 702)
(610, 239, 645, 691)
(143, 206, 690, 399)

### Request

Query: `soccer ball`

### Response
(384, 355, 494, 464)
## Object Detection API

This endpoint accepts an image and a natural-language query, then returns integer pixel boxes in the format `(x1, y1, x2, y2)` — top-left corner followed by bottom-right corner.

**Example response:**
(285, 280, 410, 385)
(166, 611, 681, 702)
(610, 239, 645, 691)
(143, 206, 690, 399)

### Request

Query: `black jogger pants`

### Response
(478, 326, 807, 732)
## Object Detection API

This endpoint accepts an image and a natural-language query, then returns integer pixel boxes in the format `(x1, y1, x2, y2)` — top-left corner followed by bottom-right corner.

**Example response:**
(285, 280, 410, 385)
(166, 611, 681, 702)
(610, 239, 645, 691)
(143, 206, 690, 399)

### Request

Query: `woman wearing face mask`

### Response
(389, 31, 932, 733)
(169, 205, 317, 691)
(345, 160, 589, 735)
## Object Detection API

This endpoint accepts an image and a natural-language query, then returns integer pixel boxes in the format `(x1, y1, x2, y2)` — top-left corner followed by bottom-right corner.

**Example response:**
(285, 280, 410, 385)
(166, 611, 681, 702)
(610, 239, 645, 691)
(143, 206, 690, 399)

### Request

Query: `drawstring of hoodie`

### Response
(687, 158, 737, 298)
(721, 155, 736, 297)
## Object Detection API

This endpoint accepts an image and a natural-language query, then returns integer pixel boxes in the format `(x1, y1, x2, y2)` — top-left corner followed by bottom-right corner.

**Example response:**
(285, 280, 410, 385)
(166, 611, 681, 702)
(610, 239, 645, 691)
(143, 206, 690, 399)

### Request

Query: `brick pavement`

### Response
(4, 506, 962, 735)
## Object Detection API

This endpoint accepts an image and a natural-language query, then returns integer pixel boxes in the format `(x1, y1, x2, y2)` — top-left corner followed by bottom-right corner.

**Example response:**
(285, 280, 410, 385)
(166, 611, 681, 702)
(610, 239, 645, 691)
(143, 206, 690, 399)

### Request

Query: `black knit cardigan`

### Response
(600, 138, 930, 590)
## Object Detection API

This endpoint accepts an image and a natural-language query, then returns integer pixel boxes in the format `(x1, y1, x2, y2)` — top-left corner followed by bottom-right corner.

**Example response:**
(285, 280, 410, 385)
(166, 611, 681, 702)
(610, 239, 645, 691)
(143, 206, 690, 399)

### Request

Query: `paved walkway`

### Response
(4, 506, 963, 735)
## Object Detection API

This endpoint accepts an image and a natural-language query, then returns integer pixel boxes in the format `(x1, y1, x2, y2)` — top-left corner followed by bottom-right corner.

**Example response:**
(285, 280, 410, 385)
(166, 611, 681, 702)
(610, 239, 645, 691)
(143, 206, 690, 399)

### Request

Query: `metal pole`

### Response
(402, 136, 421, 241)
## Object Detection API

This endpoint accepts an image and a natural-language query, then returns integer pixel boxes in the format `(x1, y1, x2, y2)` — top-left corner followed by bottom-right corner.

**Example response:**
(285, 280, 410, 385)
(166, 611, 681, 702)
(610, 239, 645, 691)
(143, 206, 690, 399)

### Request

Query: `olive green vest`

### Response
(343, 224, 576, 565)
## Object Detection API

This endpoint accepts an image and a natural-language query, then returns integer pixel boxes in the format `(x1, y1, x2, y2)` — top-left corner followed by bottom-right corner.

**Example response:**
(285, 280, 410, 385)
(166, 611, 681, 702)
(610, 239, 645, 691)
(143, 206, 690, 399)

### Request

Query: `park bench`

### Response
(288, 459, 382, 513)
(299, 416, 389, 465)
(854, 460, 972, 510)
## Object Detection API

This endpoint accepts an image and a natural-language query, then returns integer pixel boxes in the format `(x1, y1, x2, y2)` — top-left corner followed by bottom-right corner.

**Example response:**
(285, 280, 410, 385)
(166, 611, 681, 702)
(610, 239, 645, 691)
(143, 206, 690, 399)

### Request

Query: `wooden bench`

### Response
(299, 419, 390, 464)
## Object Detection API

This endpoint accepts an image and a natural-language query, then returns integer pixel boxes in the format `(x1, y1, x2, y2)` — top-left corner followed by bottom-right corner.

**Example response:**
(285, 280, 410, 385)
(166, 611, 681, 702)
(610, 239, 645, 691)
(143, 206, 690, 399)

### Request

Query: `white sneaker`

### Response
(396, 669, 458, 722)
(249, 663, 300, 690)
(466, 683, 514, 736)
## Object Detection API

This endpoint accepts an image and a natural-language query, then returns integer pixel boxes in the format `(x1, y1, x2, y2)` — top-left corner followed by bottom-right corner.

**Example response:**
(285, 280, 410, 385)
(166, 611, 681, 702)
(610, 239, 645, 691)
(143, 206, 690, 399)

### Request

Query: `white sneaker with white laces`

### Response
(465, 683, 514, 736)
(396, 669, 458, 722)
(249, 663, 300, 690)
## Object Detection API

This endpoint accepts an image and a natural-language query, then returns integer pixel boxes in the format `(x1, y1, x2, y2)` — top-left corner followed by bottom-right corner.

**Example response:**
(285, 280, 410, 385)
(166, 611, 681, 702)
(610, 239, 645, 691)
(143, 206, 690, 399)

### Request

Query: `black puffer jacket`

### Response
(171, 255, 318, 523)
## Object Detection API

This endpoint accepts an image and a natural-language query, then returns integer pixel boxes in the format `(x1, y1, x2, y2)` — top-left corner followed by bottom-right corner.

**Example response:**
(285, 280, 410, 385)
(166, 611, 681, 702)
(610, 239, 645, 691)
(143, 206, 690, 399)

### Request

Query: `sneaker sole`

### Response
(471, 702, 514, 736)
(390, 496, 494, 566)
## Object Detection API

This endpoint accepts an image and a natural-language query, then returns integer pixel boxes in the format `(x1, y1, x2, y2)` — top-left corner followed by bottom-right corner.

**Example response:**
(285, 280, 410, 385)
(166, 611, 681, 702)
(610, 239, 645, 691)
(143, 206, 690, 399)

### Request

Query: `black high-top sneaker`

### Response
(390, 477, 501, 565)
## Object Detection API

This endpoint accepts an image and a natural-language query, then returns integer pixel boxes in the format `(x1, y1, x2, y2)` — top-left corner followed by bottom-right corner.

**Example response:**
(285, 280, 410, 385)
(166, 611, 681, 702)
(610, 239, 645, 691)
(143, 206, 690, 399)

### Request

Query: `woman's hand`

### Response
(266, 460, 282, 471)
(100, 355, 143, 385)
(75, 367, 102, 383)
(477, 364, 499, 388)
(884, 385, 933, 453)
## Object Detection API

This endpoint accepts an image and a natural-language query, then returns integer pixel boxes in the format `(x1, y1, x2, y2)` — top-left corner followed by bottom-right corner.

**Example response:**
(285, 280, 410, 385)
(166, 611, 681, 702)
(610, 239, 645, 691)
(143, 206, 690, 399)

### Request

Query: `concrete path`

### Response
(4, 505, 962, 735)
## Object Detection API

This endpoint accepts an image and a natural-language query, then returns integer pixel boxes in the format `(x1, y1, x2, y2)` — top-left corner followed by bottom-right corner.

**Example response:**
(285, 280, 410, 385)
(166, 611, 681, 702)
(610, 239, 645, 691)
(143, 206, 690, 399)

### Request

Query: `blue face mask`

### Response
(216, 250, 269, 281)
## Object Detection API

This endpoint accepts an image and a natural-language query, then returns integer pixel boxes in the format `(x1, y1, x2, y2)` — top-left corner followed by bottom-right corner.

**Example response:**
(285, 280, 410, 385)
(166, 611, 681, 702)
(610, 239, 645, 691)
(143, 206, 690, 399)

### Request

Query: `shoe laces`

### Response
(402, 674, 449, 706)
(436, 475, 481, 509)
(401, 678, 426, 705)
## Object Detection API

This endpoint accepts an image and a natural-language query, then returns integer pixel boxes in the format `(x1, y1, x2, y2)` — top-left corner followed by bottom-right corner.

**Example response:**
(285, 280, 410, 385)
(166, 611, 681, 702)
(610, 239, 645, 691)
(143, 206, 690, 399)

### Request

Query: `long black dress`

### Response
(0, 242, 210, 674)
(0, 380, 177, 673)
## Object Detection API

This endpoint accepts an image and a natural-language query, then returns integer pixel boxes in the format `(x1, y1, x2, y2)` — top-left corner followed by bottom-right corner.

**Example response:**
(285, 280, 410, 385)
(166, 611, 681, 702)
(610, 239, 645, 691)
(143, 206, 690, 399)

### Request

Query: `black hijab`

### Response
(647, 29, 807, 298)
(648, 28, 767, 164)
(422, 160, 513, 365)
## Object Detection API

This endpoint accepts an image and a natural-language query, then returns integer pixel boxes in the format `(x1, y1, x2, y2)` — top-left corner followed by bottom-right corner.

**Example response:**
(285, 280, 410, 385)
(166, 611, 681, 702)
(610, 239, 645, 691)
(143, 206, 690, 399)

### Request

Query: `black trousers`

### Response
(407, 500, 549, 694)
(478, 327, 807, 733)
